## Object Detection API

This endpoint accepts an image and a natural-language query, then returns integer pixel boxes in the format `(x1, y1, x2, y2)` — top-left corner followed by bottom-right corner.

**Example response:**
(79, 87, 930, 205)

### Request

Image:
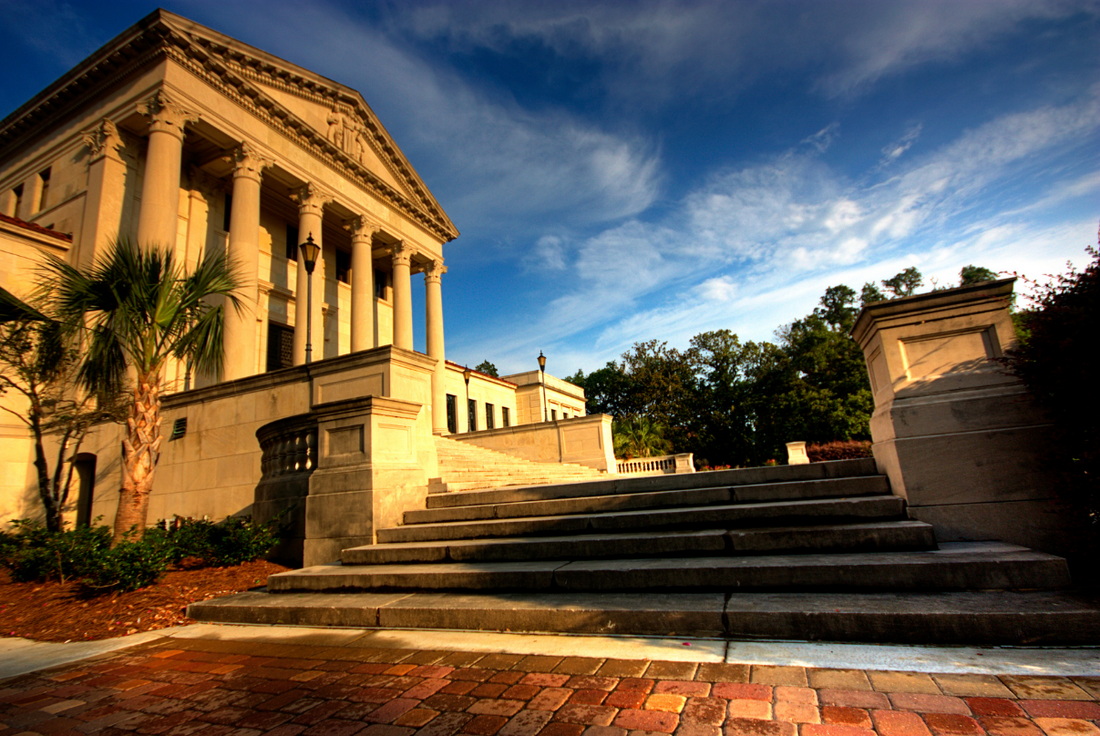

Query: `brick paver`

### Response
(0, 636, 1096, 736)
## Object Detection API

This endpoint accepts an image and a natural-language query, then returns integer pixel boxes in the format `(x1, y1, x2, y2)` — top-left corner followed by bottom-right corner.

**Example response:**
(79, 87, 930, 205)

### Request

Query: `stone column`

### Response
(223, 143, 272, 381)
(135, 90, 196, 250)
(345, 215, 377, 352)
(424, 260, 448, 434)
(290, 184, 331, 366)
(390, 241, 414, 350)
(79, 119, 128, 268)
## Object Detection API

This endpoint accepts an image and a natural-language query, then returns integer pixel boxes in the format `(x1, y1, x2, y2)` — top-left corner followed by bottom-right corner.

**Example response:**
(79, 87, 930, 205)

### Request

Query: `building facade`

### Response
(0, 10, 588, 530)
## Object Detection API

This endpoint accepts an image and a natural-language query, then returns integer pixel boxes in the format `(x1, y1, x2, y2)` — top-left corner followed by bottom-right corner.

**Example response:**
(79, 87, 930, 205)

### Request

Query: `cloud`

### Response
(498, 90, 1100, 371)
(878, 125, 923, 168)
(386, 0, 1099, 106)
(174, 0, 662, 234)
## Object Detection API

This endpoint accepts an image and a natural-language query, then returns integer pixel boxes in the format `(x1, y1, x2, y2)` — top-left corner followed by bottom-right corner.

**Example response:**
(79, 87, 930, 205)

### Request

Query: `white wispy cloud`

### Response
(485, 91, 1100, 372)
(175, 0, 662, 236)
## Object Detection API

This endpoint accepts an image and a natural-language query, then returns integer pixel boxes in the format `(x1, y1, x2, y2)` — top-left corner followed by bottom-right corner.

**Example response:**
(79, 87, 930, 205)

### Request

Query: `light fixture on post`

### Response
(537, 350, 547, 422)
(463, 365, 472, 432)
(300, 233, 321, 364)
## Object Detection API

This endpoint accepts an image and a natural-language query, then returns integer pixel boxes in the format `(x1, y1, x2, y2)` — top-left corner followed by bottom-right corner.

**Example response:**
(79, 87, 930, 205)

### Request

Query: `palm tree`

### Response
(613, 416, 672, 459)
(45, 239, 239, 543)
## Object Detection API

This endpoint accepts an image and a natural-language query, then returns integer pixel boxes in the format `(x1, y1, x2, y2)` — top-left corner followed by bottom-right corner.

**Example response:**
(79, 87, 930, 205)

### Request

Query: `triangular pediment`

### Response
(0, 9, 457, 242)
(159, 11, 456, 239)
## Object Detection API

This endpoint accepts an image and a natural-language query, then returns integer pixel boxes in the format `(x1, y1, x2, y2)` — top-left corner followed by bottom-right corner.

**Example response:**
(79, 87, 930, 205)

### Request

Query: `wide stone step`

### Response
(343, 520, 937, 565)
(425, 459, 880, 509)
(404, 476, 890, 525)
(379, 495, 906, 544)
(265, 543, 1070, 593)
(187, 586, 1100, 644)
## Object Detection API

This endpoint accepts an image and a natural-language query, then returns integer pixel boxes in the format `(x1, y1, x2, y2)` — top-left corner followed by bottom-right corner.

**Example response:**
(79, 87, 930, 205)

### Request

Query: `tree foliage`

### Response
(44, 239, 240, 544)
(1007, 244, 1099, 529)
(474, 360, 498, 377)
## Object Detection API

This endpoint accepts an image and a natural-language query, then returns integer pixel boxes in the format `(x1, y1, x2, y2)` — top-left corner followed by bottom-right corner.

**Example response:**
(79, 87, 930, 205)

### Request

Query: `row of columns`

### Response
(123, 89, 450, 434)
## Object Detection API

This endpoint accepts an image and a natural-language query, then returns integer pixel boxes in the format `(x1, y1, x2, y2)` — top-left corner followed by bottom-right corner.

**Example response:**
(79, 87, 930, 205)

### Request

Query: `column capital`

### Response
(231, 143, 273, 183)
(423, 259, 447, 284)
(289, 182, 333, 217)
(344, 214, 381, 243)
(82, 118, 125, 162)
(137, 90, 198, 140)
(389, 240, 414, 268)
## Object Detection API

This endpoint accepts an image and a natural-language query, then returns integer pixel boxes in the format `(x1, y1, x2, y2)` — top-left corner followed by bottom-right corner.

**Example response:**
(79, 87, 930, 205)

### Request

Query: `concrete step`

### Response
(425, 459, 880, 509)
(403, 476, 891, 526)
(342, 520, 937, 565)
(267, 542, 1068, 593)
(433, 435, 604, 492)
(379, 495, 906, 544)
(187, 586, 1100, 644)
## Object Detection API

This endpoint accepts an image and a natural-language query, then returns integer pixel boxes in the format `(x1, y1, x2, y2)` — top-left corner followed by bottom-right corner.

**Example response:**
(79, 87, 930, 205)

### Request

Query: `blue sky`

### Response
(2, 1, 1098, 376)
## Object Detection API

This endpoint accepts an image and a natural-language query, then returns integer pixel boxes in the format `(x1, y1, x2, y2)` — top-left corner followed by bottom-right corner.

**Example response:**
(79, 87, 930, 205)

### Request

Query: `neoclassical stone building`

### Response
(0, 10, 601, 538)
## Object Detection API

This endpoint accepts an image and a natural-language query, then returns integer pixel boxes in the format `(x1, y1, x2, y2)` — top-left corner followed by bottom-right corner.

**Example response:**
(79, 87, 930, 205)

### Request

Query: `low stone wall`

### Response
(455, 414, 616, 473)
(82, 346, 438, 542)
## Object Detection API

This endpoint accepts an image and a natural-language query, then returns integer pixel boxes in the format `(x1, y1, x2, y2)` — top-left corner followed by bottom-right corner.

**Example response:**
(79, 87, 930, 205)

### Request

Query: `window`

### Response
(222, 191, 232, 232)
(551, 409, 557, 420)
(374, 269, 389, 300)
(467, 399, 477, 432)
(485, 403, 495, 430)
(36, 168, 50, 212)
(266, 322, 294, 371)
(335, 249, 351, 284)
(502, 407, 510, 427)
(446, 394, 457, 434)
(285, 225, 299, 260)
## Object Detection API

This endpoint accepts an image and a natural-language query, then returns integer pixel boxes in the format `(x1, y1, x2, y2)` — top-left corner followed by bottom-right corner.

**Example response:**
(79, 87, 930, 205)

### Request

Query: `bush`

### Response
(0, 520, 111, 584)
(148, 515, 278, 567)
(806, 440, 873, 462)
(0, 514, 277, 594)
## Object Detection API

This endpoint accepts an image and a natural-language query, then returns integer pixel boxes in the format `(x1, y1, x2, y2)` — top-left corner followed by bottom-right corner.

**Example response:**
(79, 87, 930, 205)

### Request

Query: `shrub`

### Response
(0, 520, 111, 584)
(807, 440, 873, 462)
(80, 538, 171, 593)
(148, 515, 278, 567)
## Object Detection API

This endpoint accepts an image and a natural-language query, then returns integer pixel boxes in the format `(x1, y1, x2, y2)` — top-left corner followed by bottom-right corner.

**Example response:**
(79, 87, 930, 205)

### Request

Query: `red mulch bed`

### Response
(0, 559, 290, 642)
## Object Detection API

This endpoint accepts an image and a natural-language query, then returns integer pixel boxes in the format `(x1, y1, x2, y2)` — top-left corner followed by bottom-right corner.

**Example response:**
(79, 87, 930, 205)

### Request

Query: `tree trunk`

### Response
(113, 372, 162, 545)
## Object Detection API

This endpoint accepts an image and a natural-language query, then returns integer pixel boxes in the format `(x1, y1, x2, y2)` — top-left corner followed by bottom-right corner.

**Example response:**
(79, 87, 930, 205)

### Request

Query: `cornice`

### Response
(0, 10, 459, 244)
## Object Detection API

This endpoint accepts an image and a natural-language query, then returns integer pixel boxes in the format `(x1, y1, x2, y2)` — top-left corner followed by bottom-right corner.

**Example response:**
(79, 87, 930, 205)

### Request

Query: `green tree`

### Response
(1007, 245, 1099, 539)
(881, 267, 923, 298)
(959, 265, 998, 285)
(860, 282, 887, 306)
(815, 285, 858, 330)
(682, 330, 758, 467)
(474, 360, 498, 378)
(45, 239, 240, 544)
(0, 296, 123, 531)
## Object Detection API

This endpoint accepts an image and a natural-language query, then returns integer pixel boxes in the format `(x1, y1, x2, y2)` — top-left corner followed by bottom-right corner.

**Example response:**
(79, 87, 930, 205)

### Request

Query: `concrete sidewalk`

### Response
(1, 625, 1098, 735)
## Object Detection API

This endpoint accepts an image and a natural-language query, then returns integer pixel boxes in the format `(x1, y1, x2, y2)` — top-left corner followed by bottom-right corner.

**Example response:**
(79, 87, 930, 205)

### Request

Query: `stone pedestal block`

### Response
(852, 279, 1081, 557)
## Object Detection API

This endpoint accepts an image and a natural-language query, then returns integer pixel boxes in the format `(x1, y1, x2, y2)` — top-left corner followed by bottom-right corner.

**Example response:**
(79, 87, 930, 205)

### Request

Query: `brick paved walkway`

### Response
(1, 634, 1098, 736)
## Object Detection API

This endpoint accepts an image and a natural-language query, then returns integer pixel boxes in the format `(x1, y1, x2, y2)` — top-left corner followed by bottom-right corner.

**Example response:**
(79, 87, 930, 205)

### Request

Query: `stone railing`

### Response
(616, 453, 694, 476)
(257, 415, 318, 480)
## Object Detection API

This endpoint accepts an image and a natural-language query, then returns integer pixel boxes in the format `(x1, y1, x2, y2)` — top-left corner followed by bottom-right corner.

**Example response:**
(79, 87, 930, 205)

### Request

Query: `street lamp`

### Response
(463, 365, 472, 432)
(300, 233, 321, 364)
(537, 351, 547, 422)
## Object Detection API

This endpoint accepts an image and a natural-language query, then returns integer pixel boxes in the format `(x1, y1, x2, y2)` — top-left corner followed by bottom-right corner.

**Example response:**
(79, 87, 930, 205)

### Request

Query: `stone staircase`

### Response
(189, 459, 1100, 644)
(430, 436, 604, 492)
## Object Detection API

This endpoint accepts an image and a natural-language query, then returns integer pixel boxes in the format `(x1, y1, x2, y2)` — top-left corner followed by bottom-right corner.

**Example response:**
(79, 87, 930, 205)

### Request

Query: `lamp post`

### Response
(537, 350, 547, 422)
(300, 234, 320, 364)
(462, 365, 472, 432)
